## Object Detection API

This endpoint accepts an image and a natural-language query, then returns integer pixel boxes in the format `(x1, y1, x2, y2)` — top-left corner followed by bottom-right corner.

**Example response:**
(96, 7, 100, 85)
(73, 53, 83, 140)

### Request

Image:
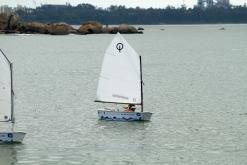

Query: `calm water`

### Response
(0, 24, 247, 165)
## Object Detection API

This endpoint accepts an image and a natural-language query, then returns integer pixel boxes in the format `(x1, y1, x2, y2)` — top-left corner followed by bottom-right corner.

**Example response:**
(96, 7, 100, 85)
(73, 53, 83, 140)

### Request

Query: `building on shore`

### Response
(197, 0, 230, 8)
(215, 0, 230, 8)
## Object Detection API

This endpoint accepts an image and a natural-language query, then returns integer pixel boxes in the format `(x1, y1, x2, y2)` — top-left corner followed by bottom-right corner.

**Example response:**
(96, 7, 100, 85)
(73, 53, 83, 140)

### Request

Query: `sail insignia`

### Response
(116, 43, 124, 52)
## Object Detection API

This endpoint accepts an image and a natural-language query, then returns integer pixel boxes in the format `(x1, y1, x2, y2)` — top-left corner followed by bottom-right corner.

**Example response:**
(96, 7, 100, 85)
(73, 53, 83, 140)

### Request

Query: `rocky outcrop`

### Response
(78, 21, 102, 34)
(138, 27, 144, 31)
(118, 24, 138, 34)
(102, 24, 141, 34)
(0, 14, 143, 35)
(102, 26, 118, 34)
(26, 22, 50, 34)
(49, 23, 73, 35)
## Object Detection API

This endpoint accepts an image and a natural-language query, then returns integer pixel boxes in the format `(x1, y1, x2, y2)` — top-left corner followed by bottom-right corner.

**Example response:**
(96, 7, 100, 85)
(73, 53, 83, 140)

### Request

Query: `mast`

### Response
(10, 63, 15, 124)
(139, 56, 144, 112)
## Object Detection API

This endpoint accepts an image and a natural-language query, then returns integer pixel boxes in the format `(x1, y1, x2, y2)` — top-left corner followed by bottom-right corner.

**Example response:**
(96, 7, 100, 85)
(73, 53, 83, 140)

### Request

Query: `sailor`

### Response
(124, 104, 136, 112)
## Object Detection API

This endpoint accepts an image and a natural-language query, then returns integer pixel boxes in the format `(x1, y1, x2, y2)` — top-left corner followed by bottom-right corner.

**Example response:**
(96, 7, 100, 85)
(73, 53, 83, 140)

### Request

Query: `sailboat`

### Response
(95, 33, 152, 121)
(0, 49, 26, 143)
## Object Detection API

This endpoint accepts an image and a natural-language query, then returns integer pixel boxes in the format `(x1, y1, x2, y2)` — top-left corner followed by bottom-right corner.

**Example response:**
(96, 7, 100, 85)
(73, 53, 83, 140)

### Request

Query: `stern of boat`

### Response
(0, 132, 26, 143)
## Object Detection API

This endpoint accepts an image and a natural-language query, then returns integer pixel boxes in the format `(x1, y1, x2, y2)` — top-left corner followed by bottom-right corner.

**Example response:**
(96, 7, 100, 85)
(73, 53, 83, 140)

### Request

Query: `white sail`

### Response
(0, 50, 12, 122)
(96, 33, 141, 105)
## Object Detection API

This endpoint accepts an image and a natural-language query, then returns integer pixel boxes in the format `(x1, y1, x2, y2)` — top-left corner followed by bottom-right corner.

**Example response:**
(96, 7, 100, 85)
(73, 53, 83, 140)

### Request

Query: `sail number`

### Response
(116, 43, 124, 53)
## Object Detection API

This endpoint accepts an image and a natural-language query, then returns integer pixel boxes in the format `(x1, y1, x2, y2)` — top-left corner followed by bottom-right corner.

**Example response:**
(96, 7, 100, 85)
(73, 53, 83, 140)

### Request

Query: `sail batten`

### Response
(96, 33, 141, 105)
(0, 49, 12, 122)
(95, 100, 142, 105)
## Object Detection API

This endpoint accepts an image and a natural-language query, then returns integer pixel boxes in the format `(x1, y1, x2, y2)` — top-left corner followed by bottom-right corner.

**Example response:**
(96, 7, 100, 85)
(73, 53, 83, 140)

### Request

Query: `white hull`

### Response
(98, 109, 152, 121)
(0, 132, 26, 143)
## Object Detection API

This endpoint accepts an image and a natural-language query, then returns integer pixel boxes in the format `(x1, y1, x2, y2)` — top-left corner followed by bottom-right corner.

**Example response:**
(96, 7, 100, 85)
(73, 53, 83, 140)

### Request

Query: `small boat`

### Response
(0, 49, 26, 143)
(95, 33, 152, 121)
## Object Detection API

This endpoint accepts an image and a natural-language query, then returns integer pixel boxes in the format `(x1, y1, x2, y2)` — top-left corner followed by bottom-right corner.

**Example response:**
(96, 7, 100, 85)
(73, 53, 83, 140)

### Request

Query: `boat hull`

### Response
(98, 109, 152, 121)
(0, 132, 26, 143)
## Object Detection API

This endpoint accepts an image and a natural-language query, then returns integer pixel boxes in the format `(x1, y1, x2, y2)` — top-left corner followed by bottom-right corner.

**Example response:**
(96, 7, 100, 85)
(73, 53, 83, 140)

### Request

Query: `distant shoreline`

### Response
(14, 4, 247, 25)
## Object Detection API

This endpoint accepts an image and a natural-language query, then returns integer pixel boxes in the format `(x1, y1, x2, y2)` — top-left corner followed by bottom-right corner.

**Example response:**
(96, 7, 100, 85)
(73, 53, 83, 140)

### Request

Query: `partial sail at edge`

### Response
(0, 50, 12, 122)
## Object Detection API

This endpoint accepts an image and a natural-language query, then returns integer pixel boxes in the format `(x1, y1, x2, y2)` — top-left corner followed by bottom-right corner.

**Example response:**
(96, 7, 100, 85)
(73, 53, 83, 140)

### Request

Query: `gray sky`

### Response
(1, 0, 247, 8)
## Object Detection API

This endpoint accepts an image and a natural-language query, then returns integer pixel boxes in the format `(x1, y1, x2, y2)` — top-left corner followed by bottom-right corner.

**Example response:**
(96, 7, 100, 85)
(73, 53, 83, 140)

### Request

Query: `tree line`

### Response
(9, 3, 247, 24)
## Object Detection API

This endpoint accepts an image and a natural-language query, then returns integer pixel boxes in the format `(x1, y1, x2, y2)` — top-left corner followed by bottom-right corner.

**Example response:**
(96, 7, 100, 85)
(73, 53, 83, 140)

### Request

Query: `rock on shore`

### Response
(118, 24, 138, 33)
(26, 22, 50, 34)
(49, 23, 73, 35)
(78, 21, 103, 34)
